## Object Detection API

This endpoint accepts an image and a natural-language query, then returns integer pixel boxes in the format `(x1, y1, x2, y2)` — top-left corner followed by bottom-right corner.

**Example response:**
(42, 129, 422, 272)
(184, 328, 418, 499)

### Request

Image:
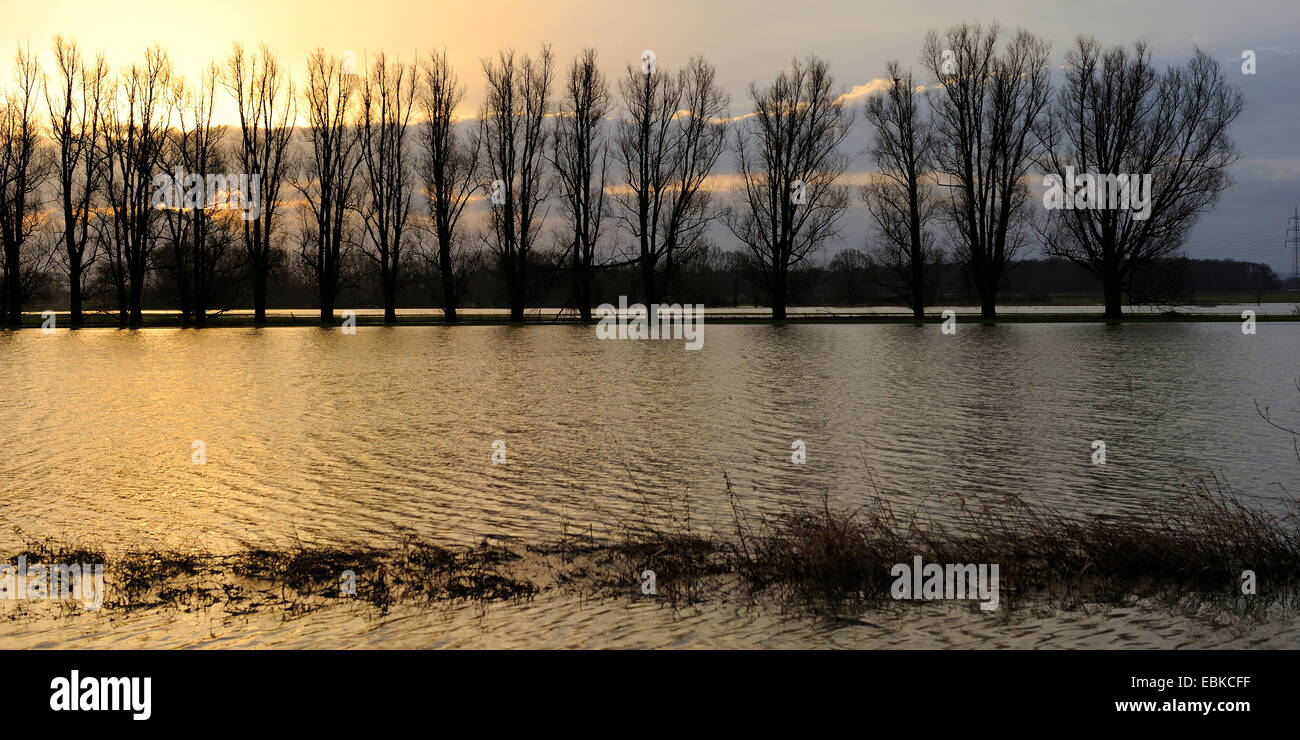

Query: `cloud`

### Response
(836, 78, 894, 105)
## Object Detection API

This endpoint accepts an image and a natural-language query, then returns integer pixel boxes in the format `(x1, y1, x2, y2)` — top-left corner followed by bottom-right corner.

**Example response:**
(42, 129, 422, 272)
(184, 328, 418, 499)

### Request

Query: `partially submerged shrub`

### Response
(3, 471, 1295, 620)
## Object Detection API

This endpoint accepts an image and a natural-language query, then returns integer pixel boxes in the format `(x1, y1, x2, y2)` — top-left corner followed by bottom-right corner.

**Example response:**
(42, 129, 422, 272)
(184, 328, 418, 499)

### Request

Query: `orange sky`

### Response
(1, 0, 826, 125)
(5, 0, 1297, 269)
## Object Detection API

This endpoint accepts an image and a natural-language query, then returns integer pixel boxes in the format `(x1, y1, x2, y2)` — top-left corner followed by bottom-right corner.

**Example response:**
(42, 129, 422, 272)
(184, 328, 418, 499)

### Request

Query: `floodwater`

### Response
(1, 321, 1297, 647)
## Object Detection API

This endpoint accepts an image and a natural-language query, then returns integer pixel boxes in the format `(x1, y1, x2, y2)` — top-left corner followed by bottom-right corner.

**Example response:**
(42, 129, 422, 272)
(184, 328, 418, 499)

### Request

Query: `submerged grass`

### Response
(2, 470, 1296, 622)
(530, 467, 1300, 618)
(713, 470, 1300, 612)
(0, 528, 538, 620)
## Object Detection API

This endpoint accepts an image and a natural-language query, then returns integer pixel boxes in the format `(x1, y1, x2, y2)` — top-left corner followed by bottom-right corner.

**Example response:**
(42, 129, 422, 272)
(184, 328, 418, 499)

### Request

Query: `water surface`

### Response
(1, 323, 1297, 553)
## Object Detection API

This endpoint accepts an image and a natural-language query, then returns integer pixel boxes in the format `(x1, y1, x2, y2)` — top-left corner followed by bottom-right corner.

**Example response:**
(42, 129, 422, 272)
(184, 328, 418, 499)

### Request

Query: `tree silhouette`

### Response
(613, 55, 727, 306)
(862, 61, 941, 319)
(479, 46, 554, 322)
(357, 52, 417, 324)
(417, 49, 479, 323)
(296, 48, 362, 323)
(728, 56, 850, 320)
(1037, 38, 1244, 318)
(922, 23, 1051, 320)
(223, 43, 295, 324)
(551, 48, 611, 321)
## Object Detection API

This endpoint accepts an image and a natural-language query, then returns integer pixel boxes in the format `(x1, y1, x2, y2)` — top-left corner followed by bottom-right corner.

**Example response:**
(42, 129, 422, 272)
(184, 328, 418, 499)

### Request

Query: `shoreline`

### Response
(5, 309, 1299, 329)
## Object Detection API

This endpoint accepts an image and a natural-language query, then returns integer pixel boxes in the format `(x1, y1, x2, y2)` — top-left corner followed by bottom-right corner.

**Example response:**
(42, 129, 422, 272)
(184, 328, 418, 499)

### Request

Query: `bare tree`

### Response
(417, 50, 478, 322)
(727, 56, 851, 320)
(613, 55, 728, 306)
(44, 37, 108, 328)
(861, 61, 940, 319)
(159, 63, 239, 325)
(479, 46, 554, 322)
(297, 48, 362, 323)
(224, 43, 295, 324)
(99, 45, 173, 327)
(0, 44, 50, 327)
(357, 52, 417, 324)
(93, 76, 127, 325)
(922, 23, 1051, 319)
(1037, 38, 1244, 318)
(551, 49, 611, 321)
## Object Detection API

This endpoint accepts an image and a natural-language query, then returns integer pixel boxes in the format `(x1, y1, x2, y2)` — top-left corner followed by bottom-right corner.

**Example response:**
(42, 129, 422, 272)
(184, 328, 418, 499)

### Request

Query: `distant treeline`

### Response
(0, 23, 1254, 326)
(34, 250, 1284, 312)
(265, 252, 1291, 310)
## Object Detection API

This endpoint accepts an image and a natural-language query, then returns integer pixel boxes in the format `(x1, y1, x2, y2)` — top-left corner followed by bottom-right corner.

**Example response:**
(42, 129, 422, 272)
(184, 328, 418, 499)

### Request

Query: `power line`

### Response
(1288, 205, 1300, 279)
(1180, 236, 1292, 262)
(1186, 222, 1293, 244)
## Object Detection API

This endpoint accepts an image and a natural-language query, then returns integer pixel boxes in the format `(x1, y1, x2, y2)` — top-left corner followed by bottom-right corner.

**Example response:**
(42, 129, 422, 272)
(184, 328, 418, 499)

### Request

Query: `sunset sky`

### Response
(2, 0, 1298, 272)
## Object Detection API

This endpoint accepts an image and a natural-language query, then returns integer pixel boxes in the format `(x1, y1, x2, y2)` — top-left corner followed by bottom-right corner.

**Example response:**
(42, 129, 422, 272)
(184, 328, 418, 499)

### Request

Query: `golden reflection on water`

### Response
(0, 323, 1296, 558)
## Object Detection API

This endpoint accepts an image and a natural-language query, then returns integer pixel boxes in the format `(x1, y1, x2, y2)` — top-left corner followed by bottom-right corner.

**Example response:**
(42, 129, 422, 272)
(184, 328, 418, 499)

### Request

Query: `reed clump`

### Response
(694, 471, 1300, 610)
(3, 471, 1295, 619)
(1, 529, 538, 618)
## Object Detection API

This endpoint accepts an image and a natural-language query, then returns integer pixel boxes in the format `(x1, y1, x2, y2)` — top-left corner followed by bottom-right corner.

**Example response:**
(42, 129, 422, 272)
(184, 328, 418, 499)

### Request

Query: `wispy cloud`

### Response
(835, 78, 893, 105)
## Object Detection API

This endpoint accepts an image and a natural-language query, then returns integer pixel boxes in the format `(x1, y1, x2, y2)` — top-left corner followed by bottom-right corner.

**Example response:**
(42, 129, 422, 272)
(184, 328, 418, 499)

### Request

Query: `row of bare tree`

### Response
(0, 22, 1242, 327)
(864, 24, 1243, 319)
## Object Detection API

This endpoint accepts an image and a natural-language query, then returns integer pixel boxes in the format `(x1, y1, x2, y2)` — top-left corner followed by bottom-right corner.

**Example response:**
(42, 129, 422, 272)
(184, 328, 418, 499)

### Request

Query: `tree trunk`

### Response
(69, 252, 84, 329)
(1102, 270, 1124, 319)
(116, 278, 128, 329)
(508, 268, 525, 322)
(69, 287, 83, 328)
(577, 267, 592, 322)
(978, 276, 997, 320)
(253, 261, 268, 324)
(574, 240, 592, 321)
(4, 258, 20, 327)
(178, 265, 193, 327)
(910, 244, 925, 320)
(439, 234, 457, 323)
(129, 276, 144, 328)
(980, 294, 996, 321)
(909, 189, 925, 320)
(641, 255, 657, 307)
(383, 275, 397, 324)
(379, 262, 396, 324)
(771, 271, 787, 321)
(319, 276, 335, 323)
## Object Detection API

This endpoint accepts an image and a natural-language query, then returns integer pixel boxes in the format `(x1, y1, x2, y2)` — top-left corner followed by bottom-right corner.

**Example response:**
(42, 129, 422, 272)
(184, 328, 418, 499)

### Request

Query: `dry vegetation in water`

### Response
(2, 470, 1297, 623)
